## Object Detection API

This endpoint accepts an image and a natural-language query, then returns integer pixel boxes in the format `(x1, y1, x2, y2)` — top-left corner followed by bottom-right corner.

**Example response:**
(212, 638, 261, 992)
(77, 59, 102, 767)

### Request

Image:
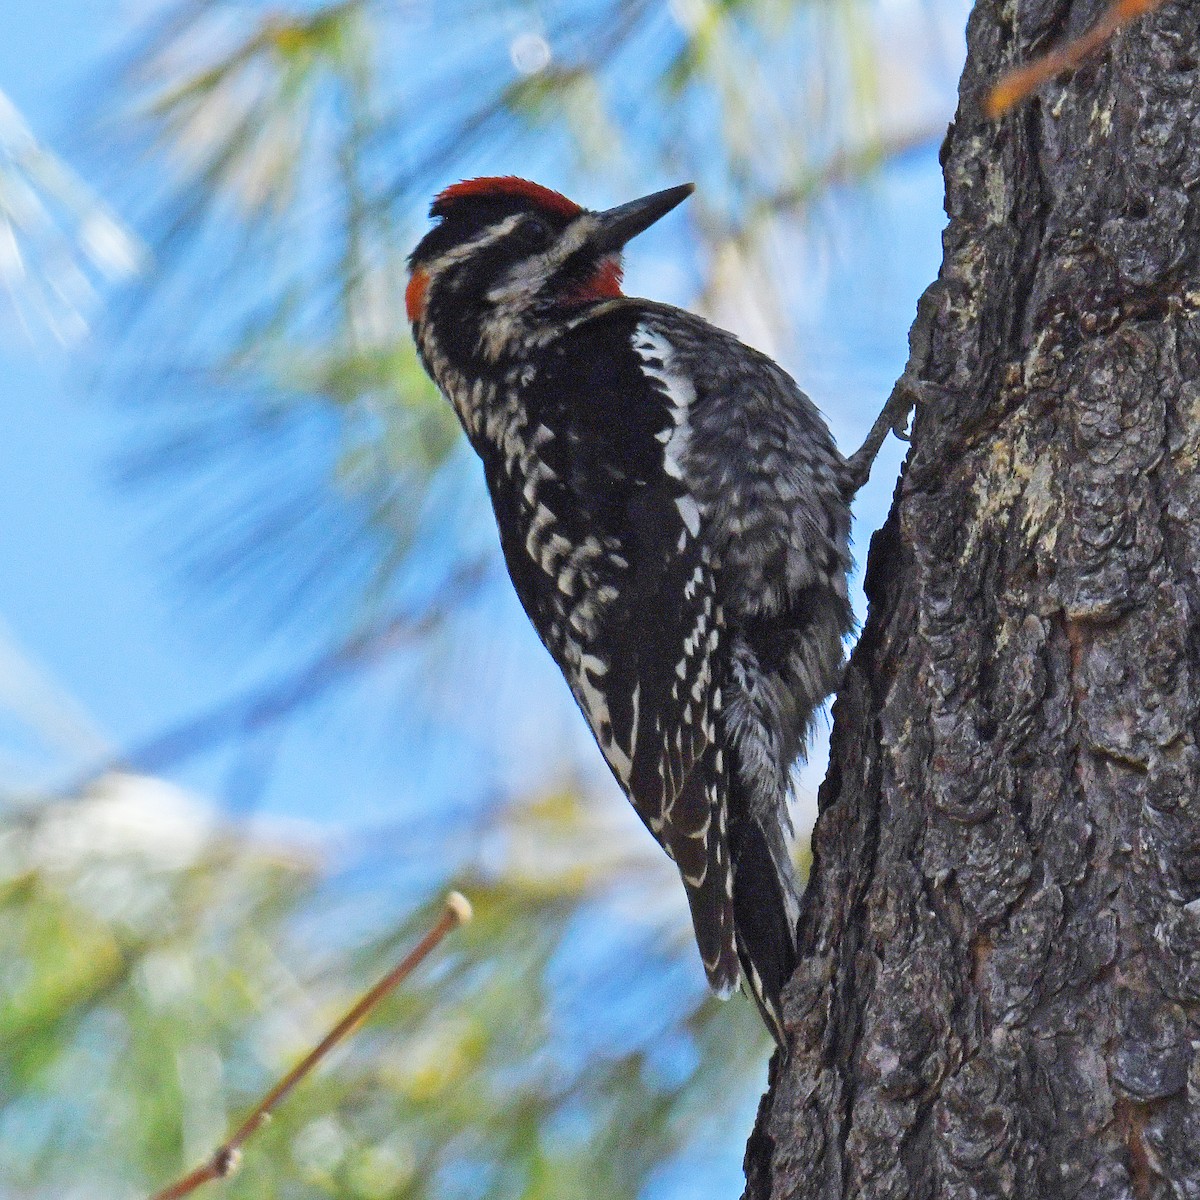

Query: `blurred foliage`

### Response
(0, 88, 143, 343)
(0, 775, 771, 1198)
(1, 0, 963, 1195)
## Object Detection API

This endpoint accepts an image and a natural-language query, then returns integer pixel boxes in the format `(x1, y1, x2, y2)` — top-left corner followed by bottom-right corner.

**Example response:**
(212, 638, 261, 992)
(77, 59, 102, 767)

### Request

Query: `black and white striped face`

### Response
(406, 177, 693, 362)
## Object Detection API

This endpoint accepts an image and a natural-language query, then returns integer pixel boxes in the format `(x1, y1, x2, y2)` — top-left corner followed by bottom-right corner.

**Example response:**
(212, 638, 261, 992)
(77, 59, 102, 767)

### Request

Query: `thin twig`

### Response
(986, 0, 1165, 118)
(149, 891, 473, 1200)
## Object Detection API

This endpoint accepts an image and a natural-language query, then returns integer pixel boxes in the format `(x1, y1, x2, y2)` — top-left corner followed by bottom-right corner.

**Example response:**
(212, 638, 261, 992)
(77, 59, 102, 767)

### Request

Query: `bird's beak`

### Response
(591, 183, 694, 253)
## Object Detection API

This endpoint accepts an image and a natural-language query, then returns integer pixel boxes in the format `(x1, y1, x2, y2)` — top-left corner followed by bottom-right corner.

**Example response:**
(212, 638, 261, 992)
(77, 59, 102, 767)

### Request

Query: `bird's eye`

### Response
(521, 214, 554, 246)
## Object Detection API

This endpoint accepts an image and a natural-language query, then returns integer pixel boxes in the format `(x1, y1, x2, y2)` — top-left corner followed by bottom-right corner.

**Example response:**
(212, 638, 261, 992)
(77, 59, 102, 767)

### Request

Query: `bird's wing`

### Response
(483, 310, 739, 994)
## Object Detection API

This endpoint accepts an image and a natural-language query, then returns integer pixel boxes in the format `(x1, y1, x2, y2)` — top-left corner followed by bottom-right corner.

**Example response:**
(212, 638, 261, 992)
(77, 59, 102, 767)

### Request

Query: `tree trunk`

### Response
(744, 2, 1200, 1196)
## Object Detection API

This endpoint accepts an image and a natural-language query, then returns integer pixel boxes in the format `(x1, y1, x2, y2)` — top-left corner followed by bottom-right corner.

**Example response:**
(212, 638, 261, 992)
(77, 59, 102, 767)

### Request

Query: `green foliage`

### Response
(0, 779, 769, 1198)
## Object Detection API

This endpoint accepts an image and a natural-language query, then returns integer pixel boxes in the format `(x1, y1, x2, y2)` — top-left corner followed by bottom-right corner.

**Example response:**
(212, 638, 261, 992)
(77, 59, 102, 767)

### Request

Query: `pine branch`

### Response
(986, 0, 1165, 117)
(148, 892, 473, 1200)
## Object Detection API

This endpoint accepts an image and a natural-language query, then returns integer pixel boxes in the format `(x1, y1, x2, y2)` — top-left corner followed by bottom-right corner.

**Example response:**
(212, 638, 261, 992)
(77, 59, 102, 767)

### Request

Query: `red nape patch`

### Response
(406, 268, 430, 322)
(433, 176, 582, 219)
(565, 256, 624, 304)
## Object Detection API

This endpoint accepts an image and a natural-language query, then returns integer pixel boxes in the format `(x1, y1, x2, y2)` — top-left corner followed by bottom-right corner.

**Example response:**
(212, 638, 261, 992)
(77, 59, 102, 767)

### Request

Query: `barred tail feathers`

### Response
(729, 809, 799, 1048)
(661, 757, 740, 999)
(664, 747, 799, 1045)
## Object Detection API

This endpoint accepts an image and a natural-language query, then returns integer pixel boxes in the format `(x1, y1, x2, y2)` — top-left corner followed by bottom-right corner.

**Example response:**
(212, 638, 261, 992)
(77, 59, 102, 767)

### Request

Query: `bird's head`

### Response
(406, 177, 693, 355)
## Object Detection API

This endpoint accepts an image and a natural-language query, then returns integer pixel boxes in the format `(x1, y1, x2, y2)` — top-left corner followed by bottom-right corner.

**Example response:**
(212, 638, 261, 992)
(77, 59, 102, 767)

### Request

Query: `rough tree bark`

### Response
(744, 1, 1200, 1196)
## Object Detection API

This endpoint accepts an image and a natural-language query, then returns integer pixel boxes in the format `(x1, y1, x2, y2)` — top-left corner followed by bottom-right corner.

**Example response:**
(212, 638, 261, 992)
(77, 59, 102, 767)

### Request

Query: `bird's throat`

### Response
(563, 256, 623, 305)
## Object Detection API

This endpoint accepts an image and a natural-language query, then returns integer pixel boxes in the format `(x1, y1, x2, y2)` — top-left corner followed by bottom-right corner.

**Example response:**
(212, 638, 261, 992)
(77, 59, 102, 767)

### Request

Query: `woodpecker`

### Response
(407, 176, 858, 1047)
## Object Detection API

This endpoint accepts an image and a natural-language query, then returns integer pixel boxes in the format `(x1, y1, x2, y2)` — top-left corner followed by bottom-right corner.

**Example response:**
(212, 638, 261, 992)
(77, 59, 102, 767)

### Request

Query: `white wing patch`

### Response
(632, 325, 693, 468)
(632, 325, 702, 536)
(676, 493, 702, 536)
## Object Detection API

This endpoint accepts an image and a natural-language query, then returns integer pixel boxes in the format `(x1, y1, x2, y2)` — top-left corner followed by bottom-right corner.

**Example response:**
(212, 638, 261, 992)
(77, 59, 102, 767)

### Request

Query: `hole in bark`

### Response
(970, 933, 993, 992)
(1126, 196, 1150, 220)
(1121, 296, 1172, 323)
